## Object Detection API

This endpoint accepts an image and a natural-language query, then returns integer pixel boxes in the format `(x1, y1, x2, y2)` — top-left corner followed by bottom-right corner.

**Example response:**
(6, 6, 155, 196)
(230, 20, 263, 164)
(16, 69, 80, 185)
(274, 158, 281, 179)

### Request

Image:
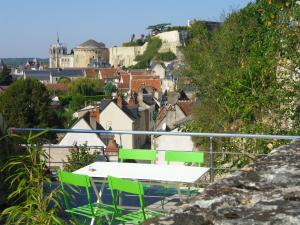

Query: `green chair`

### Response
(108, 176, 164, 225)
(165, 150, 204, 166)
(159, 151, 205, 208)
(118, 148, 157, 163)
(57, 170, 115, 224)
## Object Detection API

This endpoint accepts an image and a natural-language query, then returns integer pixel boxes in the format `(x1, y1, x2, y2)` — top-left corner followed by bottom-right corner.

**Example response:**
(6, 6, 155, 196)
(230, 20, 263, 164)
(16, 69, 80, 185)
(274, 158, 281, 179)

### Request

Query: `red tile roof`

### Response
(47, 83, 69, 91)
(177, 101, 195, 116)
(131, 76, 161, 93)
(99, 68, 119, 79)
(118, 73, 130, 90)
(85, 68, 98, 78)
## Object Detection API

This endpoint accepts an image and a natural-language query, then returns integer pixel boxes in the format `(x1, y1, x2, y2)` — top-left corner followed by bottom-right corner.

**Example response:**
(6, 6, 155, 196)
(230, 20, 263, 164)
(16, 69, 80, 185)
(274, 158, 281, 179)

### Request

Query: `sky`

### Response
(0, 0, 253, 58)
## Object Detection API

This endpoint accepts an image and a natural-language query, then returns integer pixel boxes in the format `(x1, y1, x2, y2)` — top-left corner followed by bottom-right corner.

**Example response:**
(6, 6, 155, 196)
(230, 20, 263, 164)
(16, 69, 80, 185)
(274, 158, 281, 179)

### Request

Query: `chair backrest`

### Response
(165, 151, 204, 166)
(57, 170, 94, 214)
(108, 176, 146, 219)
(118, 148, 157, 163)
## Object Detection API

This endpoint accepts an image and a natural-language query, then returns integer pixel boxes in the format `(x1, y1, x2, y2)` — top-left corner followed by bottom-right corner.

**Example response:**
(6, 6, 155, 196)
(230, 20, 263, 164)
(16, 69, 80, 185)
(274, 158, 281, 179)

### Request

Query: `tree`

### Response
(104, 82, 116, 97)
(0, 79, 61, 129)
(147, 23, 171, 35)
(0, 65, 12, 86)
(69, 77, 103, 96)
(181, 1, 300, 169)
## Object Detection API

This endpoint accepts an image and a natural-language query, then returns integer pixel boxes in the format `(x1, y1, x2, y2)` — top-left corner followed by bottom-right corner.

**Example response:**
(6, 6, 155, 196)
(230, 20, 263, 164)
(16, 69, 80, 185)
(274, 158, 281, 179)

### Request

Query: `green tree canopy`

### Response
(0, 79, 61, 129)
(69, 77, 103, 96)
(104, 82, 117, 97)
(147, 23, 171, 34)
(0, 65, 12, 86)
(181, 0, 300, 168)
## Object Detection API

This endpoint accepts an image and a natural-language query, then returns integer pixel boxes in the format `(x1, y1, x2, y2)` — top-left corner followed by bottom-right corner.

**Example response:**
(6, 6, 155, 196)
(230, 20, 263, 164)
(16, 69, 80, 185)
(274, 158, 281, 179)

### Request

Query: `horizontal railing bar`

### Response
(10, 127, 300, 140)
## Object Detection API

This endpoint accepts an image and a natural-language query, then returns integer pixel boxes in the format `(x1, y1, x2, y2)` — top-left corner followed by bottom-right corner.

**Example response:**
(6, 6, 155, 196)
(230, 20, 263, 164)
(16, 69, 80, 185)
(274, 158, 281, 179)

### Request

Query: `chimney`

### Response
(89, 102, 100, 129)
(117, 95, 122, 109)
(128, 92, 138, 107)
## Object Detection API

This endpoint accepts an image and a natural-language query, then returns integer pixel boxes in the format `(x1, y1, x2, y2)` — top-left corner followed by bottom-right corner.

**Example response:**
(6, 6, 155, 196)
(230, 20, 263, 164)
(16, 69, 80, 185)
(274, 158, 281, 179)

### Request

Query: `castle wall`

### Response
(74, 48, 109, 68)
(59, 55, 74, 68)
(109, 44, 147, 67)
(109, 31, 184, 67)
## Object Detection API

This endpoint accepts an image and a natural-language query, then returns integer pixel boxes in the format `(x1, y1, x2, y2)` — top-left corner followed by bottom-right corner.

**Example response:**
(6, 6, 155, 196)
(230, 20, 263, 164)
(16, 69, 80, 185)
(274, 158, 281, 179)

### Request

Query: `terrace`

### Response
(2, 128, 300, 224)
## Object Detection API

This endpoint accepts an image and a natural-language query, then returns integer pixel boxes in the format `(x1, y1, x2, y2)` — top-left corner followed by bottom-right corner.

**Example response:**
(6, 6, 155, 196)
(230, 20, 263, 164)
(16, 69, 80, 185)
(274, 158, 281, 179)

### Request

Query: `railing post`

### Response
(119, 134, 123, 148)
(48, 142, 51, 168)
(209, 137, 214, 183)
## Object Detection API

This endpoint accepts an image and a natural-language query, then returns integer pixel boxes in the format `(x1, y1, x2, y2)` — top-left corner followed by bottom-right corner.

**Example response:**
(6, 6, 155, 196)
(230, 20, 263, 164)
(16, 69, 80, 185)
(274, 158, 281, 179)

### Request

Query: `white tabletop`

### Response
(74, 162, 209, 184)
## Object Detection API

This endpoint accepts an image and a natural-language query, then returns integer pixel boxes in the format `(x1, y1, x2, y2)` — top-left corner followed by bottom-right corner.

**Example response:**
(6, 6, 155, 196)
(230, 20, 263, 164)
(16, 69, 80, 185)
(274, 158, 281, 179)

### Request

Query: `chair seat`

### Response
(115, 209, 164, 224)
(66, 202, 115, 219)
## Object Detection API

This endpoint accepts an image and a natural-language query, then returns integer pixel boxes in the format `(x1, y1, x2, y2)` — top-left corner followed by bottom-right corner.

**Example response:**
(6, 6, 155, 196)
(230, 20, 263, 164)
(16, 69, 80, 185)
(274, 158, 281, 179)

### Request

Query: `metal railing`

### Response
(10, 127, 300, 183)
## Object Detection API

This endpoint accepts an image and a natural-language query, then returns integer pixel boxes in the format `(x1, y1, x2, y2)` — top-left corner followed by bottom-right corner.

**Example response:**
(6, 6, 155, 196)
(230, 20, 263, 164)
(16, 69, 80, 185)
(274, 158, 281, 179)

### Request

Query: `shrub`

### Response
(64, 144, 98, 172)
(0, 131, 67, 224)
(156, 51, 177, 61)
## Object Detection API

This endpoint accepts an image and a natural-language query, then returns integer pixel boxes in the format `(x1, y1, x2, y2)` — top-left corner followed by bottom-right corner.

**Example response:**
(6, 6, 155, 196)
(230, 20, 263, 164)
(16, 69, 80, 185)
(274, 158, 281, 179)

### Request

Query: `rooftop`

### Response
(77, 39, 106, 49)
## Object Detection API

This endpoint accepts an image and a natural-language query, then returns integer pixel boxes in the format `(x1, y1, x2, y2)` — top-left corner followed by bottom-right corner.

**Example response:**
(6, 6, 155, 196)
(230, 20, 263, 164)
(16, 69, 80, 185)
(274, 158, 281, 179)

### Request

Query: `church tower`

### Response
(49, 34, 67, 68)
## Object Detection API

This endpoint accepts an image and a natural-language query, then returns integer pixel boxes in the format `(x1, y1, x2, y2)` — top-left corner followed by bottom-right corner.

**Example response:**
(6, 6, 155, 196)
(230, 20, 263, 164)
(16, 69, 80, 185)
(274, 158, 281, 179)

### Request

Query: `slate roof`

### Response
(50, 69, 84, 77)
(100, 99, 139, 120)
(77, 39, 105, 48)
(143, 94, 155, 105)
(24, 70, 50, 80)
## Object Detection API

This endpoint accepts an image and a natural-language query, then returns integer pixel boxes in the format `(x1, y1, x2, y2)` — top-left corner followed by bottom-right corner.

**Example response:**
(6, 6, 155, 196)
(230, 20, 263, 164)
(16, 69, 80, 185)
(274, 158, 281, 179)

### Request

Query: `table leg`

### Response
(176, 184, 182, 201)
(90, 178, 108, 225)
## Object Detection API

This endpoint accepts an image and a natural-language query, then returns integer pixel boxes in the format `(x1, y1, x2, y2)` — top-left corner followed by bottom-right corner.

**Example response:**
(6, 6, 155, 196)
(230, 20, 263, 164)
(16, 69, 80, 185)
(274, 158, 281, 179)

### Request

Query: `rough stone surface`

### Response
(145, 140, 300, 225)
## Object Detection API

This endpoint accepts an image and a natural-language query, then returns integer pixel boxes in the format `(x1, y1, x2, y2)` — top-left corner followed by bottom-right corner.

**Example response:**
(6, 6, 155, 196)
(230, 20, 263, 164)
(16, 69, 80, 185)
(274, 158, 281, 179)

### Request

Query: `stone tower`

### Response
(49, 34, 67, 68)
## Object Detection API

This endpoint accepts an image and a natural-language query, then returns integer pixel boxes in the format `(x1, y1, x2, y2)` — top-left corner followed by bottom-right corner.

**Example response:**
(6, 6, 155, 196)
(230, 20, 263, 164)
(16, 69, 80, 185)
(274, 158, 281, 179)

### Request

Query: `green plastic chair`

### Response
(108, 176, 164, 225)
(159, 151, 205, 208)
(118, 148, 157, 163)
(57, 170, 115, 224)
(165, 150, 204, 166)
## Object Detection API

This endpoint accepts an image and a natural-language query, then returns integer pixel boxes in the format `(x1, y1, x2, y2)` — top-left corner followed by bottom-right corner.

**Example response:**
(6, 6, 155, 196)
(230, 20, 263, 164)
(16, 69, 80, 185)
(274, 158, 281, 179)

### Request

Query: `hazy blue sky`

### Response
(0, 0, 253, 58)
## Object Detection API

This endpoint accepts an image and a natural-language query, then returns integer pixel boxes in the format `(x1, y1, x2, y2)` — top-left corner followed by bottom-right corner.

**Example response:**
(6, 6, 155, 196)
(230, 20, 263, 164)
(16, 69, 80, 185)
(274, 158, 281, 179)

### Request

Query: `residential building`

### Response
(23, 70, 51, 84)
(49, 69, 84, 83)
(152, 128, 195, 164)
(99, 96, 150, 149)
(150, 61, 166, 79)
(99, 67, 120, 83)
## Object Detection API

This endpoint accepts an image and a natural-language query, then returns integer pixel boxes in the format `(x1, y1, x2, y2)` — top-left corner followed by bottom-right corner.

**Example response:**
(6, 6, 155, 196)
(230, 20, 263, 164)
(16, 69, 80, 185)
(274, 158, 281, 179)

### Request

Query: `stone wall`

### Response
(109, 30, 185, 67)
(73, 48, 109, 68)
(146, 140, 300, 225)
(109, 44, 147, 67)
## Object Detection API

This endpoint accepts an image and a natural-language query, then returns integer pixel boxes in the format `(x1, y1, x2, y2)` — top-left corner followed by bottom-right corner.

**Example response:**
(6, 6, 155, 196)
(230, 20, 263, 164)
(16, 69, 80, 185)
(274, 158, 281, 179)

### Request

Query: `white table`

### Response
(74, 161, 209, 196)
(74, 162, 209, 225)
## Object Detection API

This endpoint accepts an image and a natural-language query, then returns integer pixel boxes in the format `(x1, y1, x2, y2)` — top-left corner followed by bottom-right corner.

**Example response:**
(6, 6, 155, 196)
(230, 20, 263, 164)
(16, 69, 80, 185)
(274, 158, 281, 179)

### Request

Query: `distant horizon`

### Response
(0, 0, 253, 58)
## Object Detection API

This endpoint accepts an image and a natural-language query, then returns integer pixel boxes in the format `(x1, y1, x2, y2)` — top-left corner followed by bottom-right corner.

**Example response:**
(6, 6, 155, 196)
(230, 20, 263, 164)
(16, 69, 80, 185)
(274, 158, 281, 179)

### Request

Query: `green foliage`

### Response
(122, 41, 138, 47)
(69, 78, 103, 96)
(147, 23, 171, 34)
(0, 66, 12, 86)
(156, 51, 177, 61)
(131, 37, 162, 69)
(0, 131, 67, 224)
(103, 82, 117, 97)
(57, 76, 71, 84)
(166, 26, 188, 32)
(0, 79, 61, 129)
(82, 95, 107, 101)
(64, 143, 98, 172)
(181, 1, 300, 170)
